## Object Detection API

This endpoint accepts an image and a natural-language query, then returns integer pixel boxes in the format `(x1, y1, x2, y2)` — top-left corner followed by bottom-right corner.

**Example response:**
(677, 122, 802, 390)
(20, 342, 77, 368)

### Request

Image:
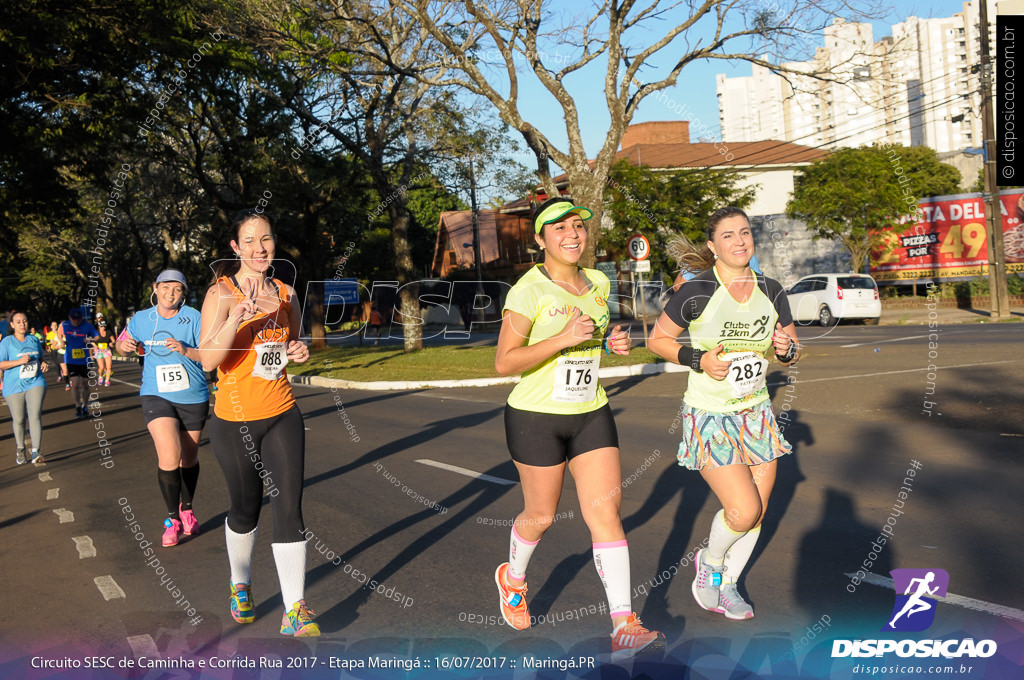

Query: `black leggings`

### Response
(209, 405, 306, 543)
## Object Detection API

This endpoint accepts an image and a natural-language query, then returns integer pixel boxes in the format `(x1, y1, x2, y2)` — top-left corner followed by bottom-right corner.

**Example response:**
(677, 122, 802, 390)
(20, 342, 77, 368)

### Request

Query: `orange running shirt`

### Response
(213, 276, 295, 421)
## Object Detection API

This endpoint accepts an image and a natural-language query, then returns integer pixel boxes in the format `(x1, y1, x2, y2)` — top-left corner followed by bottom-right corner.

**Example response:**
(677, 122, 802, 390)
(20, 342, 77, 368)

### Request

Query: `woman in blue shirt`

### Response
(117, 270, 210, 548)
(0, 312, 50, 465)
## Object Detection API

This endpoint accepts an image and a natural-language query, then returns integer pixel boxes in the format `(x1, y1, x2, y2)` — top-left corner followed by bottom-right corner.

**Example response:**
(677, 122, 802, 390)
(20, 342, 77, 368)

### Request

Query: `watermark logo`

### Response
(883, 568, 949, 632)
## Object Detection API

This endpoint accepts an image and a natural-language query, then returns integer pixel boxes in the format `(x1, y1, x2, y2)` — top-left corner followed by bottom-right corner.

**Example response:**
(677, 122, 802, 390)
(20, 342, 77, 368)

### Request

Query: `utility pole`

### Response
(979, 0, 1011, 318)
(469, 158, 486, 323)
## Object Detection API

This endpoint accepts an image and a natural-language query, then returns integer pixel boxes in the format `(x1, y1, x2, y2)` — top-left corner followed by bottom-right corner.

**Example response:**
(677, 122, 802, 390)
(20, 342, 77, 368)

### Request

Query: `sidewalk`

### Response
(879, 303, 1024, 325)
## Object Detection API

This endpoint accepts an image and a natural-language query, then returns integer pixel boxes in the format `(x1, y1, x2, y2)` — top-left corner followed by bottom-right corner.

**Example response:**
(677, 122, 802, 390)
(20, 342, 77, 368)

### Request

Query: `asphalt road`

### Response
(1, 322, 1021, 679)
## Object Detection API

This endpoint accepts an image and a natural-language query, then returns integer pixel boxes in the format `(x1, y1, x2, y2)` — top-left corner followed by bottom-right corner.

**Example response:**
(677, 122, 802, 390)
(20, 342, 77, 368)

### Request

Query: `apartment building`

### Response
(717, 1, 995, 155)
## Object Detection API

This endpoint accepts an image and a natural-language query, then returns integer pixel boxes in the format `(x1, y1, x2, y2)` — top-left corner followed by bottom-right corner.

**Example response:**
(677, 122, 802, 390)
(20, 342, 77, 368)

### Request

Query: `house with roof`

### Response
(431, 121, 849, 297)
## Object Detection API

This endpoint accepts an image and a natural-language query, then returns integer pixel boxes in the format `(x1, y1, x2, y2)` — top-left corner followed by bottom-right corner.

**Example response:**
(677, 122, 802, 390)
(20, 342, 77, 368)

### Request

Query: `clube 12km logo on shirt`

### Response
(832, 569, 998, 659)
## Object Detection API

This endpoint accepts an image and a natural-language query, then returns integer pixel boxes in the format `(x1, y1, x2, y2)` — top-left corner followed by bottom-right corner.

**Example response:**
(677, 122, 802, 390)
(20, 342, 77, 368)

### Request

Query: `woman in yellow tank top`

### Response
(199, 208, 318, 637)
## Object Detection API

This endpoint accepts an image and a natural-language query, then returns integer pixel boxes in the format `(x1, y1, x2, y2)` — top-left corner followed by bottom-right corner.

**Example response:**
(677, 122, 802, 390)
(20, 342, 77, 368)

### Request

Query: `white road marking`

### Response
(126, 634, 160, 659)
(412, 392, 504, 404)
(770, 359, 1019, 386)
(113, 378, 142, 388)
(38, 472, 52, 482)
(53, 508, 75, 523)
(840, 334, 929, 348)
(847, 572, 1024, 622)
(839, 329, 972, 348)
(72, 536, 97, 559)
(46, 488, 59, 500)
(94, 575, 126, 601)
(416, 459, 517, 486)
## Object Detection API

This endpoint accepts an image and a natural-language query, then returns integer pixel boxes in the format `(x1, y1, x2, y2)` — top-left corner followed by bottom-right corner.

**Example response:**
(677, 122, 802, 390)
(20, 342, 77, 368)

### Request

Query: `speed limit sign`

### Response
(627, 234, 651, 261)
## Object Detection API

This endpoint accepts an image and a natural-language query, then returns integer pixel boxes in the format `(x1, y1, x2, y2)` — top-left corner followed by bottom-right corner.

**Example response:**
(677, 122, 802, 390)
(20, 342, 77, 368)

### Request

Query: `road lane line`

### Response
(53, 508, 75, 523)
(126, 634, 160, 659)
(770, 359, 1018, 386)
(839, 329, 973, 348)
(113, 378, 142, 388)
(840, 334, 929, 348)
(72, 536, 97, 559)
(94, 575, 126, 601)
(46, 488, 59, 500)
(38, 471, 52, 482)
(415, 459, 517, 486)
(846, 572, 1024, 622)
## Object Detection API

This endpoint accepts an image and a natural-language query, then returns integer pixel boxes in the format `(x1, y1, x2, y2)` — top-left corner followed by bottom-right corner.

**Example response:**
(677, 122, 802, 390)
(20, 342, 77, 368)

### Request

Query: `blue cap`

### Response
(155, 269, 187, 289)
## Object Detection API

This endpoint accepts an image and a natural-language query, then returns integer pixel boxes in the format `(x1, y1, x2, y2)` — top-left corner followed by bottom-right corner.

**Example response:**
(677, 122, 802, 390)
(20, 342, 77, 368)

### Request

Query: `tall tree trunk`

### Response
(307, 281, 327, 350)
(567, 170, 606, 268)
(389, 204, 422, 352)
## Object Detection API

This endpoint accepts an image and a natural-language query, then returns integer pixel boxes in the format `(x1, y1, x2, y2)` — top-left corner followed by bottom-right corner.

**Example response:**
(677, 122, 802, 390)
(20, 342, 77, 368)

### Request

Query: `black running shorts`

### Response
(504, 403, 619, 467)
(141, 395, 209, 432)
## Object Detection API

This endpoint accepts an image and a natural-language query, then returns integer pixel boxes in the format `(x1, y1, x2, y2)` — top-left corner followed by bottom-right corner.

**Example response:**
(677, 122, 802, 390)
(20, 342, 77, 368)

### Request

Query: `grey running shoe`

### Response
(16, 448, 26, 465)
(692, 548, 723, 611)
(718, 583, 754, 620)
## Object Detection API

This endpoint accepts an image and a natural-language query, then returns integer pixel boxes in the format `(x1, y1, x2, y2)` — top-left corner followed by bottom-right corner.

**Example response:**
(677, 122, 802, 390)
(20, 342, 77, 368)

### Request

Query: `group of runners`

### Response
(2, 199, 800, 659)
(0, 308, 121, 465)
(493, 198, 799, 659)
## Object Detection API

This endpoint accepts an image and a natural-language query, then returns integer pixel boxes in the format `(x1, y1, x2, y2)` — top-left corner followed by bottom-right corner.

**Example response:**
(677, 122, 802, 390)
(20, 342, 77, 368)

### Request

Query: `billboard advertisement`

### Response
(870, 189, 1024, 281)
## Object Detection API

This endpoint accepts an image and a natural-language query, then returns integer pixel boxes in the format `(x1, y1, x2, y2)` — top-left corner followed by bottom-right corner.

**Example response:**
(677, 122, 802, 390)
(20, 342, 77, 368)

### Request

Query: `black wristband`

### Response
(677, 346, 705, 373)
(775, 342, 797, 363)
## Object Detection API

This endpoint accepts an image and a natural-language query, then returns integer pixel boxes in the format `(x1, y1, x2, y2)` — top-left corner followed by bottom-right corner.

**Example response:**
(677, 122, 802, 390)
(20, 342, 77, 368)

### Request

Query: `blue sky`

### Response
(500, 0, 981, 167)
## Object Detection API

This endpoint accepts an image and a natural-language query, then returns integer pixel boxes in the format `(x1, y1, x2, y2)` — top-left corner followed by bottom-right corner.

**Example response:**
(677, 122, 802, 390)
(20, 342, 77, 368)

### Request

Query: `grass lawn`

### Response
(289, 344, 667, 382)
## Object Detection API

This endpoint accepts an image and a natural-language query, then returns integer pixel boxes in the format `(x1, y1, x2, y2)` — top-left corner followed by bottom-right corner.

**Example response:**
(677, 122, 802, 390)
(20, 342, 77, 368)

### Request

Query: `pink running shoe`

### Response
(179, 505, 199, 535)
(162, 518, 183, 547)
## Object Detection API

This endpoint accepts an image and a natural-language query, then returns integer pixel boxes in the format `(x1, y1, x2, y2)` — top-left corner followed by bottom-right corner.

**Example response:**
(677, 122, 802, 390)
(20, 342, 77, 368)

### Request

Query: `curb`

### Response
(288, 361, 690, 392)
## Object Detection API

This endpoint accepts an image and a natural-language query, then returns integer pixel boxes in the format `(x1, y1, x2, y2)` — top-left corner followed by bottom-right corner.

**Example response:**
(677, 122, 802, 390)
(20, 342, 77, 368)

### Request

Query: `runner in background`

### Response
(648, 207, 799, 621)
(117, 270, 209, 548)
(493, 197, 664, 661)
(45, 322, 68, 388)
(200, 209, 318, 637)
(57, 309, 97, 418)
(93, 321, 114, 387)
(0, 312, 49, 465)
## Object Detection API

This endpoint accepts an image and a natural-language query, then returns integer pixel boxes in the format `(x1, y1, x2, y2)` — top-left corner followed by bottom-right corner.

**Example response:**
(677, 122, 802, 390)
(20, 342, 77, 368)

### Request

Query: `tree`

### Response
(237, 0, 482, 352)
(601, 160, 755, 280)
(787, 145, 961, 273)
(392, 0, 886, 267)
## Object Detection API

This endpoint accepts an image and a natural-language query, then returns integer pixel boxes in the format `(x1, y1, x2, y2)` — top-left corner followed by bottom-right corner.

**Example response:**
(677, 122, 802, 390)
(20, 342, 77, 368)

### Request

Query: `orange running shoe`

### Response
(610, 613, 665, 661)
(494, 563, 531, 630)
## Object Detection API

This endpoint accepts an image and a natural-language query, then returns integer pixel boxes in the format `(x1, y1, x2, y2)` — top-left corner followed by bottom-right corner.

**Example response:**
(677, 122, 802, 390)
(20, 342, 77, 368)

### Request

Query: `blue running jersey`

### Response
(126, 306, 209, 404)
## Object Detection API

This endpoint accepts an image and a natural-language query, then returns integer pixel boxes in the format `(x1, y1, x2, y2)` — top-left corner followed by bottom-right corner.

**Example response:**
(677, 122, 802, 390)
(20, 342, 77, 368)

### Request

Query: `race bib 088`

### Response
(252, 342, 287, 381)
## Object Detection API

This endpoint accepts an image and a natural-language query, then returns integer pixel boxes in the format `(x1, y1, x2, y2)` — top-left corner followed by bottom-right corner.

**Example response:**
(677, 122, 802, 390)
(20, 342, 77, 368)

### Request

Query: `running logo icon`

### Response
(883, 568, 949, 632)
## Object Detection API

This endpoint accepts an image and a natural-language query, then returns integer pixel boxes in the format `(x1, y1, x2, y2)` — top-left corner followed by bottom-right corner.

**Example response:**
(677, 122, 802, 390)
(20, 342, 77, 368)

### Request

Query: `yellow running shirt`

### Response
(664, 267, 792, 413)
(504, 265, 612, 415)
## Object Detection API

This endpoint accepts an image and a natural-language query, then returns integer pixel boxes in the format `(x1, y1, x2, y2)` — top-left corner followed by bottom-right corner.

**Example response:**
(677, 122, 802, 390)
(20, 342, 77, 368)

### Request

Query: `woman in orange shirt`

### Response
(200, 209, 318, 637)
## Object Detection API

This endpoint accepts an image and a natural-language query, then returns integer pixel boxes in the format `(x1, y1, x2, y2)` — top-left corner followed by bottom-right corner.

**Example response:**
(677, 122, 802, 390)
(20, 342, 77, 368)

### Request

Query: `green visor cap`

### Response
(534, 202, 593, 233)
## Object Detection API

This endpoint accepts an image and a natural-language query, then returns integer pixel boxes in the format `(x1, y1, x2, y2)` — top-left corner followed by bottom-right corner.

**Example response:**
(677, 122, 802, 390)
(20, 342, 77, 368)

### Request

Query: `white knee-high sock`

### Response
(508, 525, 539, 581)
(706, 509, 747, 565)
(225, 522, 257, 585)
(722, 524, 761, 584)
(272, 541, 308, 609)
(593, 540, 632, 619)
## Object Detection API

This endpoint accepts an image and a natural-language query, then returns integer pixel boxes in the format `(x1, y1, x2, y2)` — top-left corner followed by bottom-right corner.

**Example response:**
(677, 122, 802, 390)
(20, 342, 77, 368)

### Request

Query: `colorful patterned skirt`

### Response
(677, 400, 791, 470)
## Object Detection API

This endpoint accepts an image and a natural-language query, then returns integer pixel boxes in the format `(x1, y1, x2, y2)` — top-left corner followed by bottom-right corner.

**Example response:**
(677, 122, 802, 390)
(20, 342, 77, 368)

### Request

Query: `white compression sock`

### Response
(722, 524, 761, 584)
(225, 522, 257, 585)
(593, 540, 632, 619)
(272, 541, 308, 609)
(705, 509, 747, 565)
(508, 525, 539, 581)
